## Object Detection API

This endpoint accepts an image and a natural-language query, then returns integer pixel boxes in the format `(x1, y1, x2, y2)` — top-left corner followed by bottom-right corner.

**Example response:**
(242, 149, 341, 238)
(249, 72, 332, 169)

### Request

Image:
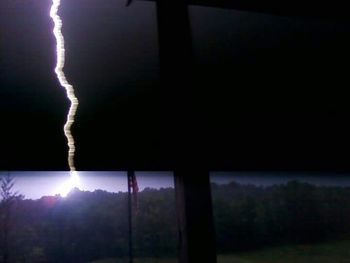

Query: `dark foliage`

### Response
(212, 181, 350, 252)
(2, 187, 177, 263)
(0, 174, 23, 263)
(1, 180, 350, 262)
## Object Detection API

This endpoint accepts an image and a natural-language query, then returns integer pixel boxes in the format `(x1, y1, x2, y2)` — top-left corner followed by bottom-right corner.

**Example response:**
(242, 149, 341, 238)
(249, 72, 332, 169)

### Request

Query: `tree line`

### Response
(1, 176, 350, 262)
(212, 181, 350, 252)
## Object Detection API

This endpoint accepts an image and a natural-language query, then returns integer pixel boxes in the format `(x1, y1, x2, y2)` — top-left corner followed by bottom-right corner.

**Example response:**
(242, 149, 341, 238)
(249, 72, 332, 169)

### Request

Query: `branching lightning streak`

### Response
(50, 0, 79, 172)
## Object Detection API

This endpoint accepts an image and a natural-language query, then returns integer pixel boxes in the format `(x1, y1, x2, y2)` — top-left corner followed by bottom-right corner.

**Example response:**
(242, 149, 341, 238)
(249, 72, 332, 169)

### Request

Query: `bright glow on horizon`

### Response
(50, 0, 79, 173)
(53, 171, 81, 197)
(1, 171, 174, 199)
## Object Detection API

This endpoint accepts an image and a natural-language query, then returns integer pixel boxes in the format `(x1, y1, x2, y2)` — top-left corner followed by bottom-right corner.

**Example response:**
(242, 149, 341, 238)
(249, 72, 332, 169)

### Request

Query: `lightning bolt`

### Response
(50, 0, 79, 173)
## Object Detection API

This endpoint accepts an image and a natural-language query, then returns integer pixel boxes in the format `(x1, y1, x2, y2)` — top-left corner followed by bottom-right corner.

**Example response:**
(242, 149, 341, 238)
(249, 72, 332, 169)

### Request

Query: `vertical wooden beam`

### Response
(127, 171, 134, 263)
(156, 0, 192, 87)
(156, 0, 216, 262)
(174, 170, 217, 263)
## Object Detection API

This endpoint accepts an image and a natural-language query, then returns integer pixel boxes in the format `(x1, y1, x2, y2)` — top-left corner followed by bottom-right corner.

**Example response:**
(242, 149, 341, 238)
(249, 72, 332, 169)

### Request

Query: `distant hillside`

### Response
(1, 182, 350, 262)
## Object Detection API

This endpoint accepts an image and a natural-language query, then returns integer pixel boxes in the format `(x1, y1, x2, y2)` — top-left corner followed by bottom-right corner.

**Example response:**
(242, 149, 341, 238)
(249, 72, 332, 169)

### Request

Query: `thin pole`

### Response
(127, 171, 133, 263)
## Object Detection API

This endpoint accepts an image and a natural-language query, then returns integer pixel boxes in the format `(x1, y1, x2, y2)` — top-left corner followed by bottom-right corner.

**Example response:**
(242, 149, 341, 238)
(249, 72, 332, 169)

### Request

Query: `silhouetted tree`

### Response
(0, 173, 23, 263)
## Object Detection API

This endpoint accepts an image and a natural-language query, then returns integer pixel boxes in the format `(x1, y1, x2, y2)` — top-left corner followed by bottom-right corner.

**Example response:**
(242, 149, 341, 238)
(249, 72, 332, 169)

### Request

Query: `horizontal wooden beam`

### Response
(141, 0, 349, 19)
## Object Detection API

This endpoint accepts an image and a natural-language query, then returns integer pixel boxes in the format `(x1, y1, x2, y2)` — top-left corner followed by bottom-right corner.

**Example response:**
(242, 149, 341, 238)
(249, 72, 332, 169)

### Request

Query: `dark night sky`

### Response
(1, 0, 350, 171)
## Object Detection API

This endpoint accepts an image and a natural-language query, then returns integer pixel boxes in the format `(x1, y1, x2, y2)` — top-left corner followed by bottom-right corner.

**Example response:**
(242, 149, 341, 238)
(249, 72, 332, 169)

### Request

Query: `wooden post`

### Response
(174, 170, 217, 263)
(155, 0, 216, 262)
(127, 170, 134, 263)
(156, 0, 192, 85)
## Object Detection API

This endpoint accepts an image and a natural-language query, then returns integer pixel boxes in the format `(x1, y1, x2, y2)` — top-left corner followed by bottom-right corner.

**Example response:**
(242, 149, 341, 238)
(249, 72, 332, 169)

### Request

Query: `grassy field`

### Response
(92, 240, 350, 263)
(219, 240, 350, 263)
